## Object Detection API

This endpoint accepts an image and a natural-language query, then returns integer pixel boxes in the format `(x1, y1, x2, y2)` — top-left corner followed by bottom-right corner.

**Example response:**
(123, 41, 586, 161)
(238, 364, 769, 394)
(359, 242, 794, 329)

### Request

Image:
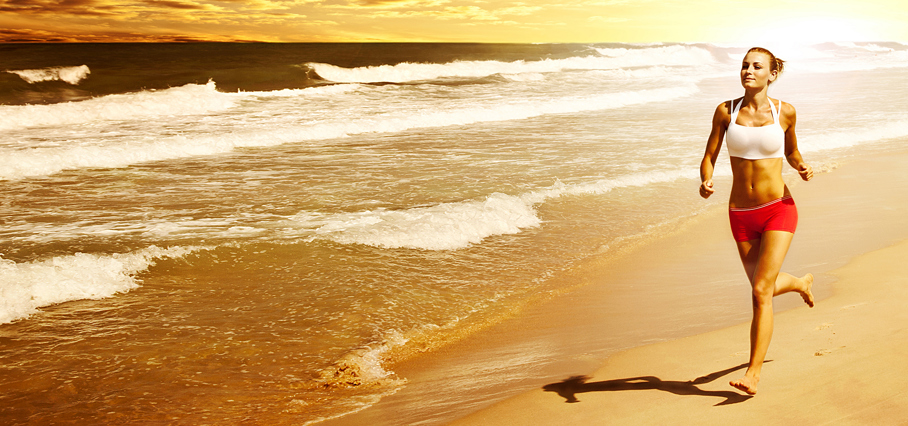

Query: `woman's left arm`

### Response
(782, 102, 813, 181)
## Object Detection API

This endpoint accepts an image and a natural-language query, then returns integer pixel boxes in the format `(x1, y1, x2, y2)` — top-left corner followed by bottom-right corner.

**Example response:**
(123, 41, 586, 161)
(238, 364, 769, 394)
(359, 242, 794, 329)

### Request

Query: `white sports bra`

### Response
(725, 98, 785, 160)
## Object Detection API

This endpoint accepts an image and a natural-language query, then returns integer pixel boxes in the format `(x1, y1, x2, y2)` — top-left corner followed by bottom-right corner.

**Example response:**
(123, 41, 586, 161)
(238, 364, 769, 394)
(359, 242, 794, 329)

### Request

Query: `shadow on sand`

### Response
(543, 362, 758, 406)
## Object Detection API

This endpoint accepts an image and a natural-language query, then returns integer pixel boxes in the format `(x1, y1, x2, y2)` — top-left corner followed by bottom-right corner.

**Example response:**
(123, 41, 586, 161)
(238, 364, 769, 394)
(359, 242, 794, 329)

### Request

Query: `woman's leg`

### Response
(730, 230, 814, 394)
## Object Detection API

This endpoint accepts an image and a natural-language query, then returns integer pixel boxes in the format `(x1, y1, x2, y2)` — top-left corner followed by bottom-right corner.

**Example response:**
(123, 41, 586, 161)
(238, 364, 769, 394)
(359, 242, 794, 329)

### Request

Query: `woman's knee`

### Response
(751, 279, 775, 305)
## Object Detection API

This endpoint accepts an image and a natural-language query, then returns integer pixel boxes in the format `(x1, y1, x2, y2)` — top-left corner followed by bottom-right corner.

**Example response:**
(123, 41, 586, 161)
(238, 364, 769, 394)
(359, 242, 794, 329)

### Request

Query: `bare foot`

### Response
(730, 375, 759, 395)
(800, 273, 815, 307)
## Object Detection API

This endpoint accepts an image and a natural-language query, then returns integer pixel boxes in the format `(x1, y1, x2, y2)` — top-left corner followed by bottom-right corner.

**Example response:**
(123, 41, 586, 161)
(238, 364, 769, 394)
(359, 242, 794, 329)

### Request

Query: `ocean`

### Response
(2, 42, 908, 425)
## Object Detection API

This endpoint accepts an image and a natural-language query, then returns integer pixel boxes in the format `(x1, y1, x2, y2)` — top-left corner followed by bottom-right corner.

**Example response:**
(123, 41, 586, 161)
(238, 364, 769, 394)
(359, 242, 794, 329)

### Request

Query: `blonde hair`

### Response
(747, 47, 785, 81)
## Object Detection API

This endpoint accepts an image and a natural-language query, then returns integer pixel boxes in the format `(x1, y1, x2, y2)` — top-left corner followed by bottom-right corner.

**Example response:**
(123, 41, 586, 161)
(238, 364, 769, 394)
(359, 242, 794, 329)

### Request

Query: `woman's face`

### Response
(740, 51, 776, 89)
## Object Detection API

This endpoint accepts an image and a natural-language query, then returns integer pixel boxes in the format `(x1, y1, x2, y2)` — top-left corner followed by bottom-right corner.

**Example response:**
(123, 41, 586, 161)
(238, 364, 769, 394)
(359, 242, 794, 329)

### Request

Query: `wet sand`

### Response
(324, 147, 908, 425)
(454, 238, 908, 425)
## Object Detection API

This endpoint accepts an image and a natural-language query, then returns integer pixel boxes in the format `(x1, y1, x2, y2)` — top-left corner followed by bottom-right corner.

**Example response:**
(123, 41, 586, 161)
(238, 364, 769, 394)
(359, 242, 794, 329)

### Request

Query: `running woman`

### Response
(699, 47, 815, 395)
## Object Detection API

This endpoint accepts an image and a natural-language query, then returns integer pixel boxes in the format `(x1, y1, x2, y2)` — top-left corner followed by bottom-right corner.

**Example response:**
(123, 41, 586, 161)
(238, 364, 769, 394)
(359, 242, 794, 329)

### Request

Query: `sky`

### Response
(0, 0, 906, 43)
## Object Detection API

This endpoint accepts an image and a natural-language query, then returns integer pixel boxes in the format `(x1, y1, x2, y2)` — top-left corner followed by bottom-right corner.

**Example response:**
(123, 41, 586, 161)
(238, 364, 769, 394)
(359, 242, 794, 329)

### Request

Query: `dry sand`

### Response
(325, 148, 908, 426)
(453, 239, 908, 425)
(451, 151, 908, 425)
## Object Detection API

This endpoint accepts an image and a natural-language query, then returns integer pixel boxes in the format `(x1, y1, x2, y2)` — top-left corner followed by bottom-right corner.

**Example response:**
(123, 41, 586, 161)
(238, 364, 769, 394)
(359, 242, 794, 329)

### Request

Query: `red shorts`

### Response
(728, 196, 798, 242)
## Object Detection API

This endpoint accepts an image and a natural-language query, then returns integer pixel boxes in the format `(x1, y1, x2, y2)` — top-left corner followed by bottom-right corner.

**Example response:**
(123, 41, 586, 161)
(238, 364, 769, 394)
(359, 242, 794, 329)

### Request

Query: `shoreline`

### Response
(321, 148, 908, 425)
(453, 237, 908, 424)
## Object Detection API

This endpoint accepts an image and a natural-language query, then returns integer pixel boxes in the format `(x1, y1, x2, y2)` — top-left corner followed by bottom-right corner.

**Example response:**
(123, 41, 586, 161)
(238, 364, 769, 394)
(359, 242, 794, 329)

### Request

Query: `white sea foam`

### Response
(309, 45, 716, 83)
(800, 116, 908, 153)
(291, 169, 692, 250)
(3, 170, 699, 249)
(786, 48, 908, 74)
(231, 83, 361, 98)
(859, 44, 895, 53)
(0, 246, 201, 324)
(294, 192, 541, 250)
(0, 84, 698, 180)
(3, 216, 269, 245)
(834, 42, 896, 53)
(6, 65, 91, 85)
(592, 45, 711, 62)
(500, 72, 545, 82)
(319, 330, 411, 386)
(588, 66, 687, 80)
(0, 81, 233, 131)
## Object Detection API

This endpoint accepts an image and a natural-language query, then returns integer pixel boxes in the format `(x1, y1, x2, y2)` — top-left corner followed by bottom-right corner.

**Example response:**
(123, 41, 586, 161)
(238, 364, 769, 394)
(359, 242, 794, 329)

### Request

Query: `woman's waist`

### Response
(728, 184, 791, 209)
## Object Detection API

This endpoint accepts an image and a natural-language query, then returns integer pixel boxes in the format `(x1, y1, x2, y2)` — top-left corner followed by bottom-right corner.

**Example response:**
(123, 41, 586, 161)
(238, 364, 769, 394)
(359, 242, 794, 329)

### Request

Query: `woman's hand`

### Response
(798, 163, 813, 181)
(699, 179, 715, 198)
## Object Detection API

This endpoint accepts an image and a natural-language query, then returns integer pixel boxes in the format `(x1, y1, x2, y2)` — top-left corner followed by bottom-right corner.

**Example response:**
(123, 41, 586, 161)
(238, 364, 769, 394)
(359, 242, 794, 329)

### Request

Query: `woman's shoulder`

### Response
(715, 98, 738, 114)
(712, 100, 732, 125)
(772, 97, 797, 118)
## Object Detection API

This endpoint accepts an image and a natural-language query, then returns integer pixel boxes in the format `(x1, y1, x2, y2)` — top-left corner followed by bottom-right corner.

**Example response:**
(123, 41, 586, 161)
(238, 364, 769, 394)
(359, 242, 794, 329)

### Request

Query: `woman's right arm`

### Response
(699, 102, 729, 199)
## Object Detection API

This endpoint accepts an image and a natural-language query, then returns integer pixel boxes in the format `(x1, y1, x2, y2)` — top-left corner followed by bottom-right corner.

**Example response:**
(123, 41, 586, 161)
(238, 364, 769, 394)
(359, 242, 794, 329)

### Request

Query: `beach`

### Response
(326, 149, 908, 425)
(3, 43, 908, 424)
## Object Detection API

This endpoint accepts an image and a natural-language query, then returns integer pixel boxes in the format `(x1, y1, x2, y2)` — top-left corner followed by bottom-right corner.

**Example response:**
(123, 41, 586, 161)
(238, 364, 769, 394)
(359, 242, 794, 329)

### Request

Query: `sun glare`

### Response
(751, 17, 877, 45)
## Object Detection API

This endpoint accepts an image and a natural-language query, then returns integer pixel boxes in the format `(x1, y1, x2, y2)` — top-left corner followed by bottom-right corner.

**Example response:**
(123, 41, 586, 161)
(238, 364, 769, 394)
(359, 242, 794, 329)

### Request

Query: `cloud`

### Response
(141, 0, 216, 10)
(496, 4, 540, 16)
(227, 0, 321, 11)
(348, 0, 451, 7)
(0, 26, 247, 42)
(0, 0, 311, 16)
(587, 15, 628, 23)
(337, 1, 541, 21)
(0, 27, 77, 42)
(0, 0, 119, 16)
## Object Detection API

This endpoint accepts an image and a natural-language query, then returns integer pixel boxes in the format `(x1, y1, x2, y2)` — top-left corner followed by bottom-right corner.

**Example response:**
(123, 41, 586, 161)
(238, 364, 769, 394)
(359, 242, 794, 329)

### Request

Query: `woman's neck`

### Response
(742, 88, 770, 108)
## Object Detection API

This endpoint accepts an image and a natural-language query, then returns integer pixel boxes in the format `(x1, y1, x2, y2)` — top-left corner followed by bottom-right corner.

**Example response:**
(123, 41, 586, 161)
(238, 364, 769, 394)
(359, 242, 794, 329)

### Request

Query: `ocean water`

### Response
(2, 42, 908, 425)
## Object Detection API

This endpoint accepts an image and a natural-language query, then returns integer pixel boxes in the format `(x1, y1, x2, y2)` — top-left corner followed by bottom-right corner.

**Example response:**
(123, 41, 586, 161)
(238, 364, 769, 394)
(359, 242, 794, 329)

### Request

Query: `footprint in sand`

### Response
(842, 303, 867, 310)
(814, 346, 846, 356)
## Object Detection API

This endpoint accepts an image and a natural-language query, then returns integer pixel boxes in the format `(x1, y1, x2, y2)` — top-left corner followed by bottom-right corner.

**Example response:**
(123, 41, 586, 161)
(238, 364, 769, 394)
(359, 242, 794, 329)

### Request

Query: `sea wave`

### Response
(788, 47, 908, 73)
(833, 41, 898, 53)
(230, 83, 362, 98)
(801, 116, 908, 152)
(6, 65, 91, 85)
(0, 84, 698, 180)
(291, 169, 692, 250)
(308, 45, 716, 83)
(0, 246, 203, 324)
(293, 192, 541, 251)
(0, 81, 233, 131)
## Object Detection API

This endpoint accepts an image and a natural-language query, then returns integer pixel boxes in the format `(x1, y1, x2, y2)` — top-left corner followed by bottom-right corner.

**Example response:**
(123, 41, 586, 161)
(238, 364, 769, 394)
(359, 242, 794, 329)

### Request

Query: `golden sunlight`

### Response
(766, 17, 877, 43)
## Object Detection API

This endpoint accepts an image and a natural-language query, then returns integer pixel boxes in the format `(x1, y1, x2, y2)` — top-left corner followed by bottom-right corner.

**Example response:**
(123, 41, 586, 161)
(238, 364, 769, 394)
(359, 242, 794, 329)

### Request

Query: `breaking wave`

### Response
(308, 45, 717, 83)
(0, 246, 204, 324)
(291, 169, 692, 250)
(0, 84, 698, 180)
(6, 65, 91, 85)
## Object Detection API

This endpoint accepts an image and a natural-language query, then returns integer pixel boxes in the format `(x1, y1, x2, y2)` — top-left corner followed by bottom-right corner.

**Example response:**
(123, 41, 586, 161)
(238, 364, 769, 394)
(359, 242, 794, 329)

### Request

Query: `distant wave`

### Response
(833, 42, 897, 53)
(782, 43, 908, 73)
(801, 115, 908, 153)
(6, 65, 91, 85)
(308, 45, 716, 83)
(0, 84, 698, 180)
(232, 83, 361, 98)
(788, 51, 908, 73)
(0, 81, 363, 132)
(0, 246, 202, 324)
(0, 81, 234, 131)
(290, 169, 692, 250)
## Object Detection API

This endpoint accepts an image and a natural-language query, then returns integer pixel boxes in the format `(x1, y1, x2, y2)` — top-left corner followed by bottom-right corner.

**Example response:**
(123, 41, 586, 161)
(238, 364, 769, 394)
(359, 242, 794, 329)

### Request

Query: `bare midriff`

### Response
(728, 157, 789, 208)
